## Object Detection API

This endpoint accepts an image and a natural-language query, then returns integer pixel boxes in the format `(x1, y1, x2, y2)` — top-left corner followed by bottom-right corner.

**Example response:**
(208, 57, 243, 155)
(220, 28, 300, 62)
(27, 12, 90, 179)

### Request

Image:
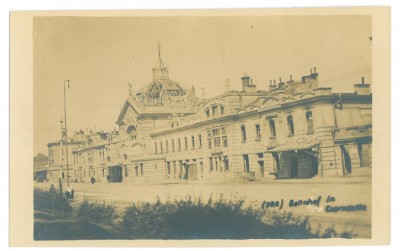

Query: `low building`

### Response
(46, 51, 372, 183)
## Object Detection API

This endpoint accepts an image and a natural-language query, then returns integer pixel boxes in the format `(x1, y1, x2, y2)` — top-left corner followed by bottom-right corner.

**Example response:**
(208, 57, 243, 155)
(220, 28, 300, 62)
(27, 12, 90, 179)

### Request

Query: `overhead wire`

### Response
(318, 66, 372, 85)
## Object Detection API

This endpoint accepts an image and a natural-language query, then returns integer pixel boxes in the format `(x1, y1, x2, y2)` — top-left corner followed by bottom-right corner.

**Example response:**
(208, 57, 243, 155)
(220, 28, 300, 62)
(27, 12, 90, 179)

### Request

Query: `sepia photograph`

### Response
(8, 7, 391, 247)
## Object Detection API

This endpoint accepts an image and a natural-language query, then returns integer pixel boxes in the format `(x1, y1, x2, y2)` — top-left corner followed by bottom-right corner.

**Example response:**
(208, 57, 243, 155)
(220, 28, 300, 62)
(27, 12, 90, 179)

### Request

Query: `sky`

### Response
(33, 15, 372, 155)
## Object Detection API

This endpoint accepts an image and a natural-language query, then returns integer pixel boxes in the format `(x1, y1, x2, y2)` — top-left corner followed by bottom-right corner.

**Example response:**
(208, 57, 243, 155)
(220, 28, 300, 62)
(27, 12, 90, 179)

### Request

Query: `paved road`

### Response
(35, 176, 372, 238)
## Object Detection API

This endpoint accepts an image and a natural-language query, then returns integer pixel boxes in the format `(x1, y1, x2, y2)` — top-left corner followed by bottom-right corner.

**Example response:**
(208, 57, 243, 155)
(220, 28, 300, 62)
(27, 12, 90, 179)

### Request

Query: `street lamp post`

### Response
(60, 118, 64, 193)
(63, 80, 70, 186)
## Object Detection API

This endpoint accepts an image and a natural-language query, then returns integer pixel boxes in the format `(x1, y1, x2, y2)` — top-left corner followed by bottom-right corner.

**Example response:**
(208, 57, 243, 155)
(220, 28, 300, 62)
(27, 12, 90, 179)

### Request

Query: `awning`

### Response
(267, 142, 320, 153)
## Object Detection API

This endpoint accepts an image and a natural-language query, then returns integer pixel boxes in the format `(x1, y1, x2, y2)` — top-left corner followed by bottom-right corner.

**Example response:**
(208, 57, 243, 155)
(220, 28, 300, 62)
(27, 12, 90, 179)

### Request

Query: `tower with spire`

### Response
(152, 43, 169, 81)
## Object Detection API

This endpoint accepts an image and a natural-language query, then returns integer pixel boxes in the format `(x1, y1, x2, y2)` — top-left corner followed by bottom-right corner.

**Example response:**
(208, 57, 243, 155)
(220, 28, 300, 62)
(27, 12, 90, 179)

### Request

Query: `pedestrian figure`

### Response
(49, 184, 56, 193)
(107, 175, 111, 183)
(65, 184, 73, 200)
(71, 189, 75, 199)
(91, 176, 96, 185)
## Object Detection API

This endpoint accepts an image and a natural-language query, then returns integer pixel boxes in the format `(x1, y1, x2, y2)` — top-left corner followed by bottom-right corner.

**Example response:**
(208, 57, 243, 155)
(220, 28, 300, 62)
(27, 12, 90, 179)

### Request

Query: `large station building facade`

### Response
(45, 53, 372, 183)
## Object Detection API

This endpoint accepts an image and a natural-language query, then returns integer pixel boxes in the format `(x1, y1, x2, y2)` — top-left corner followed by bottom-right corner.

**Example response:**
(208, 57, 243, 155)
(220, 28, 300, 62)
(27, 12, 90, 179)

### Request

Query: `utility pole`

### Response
(64, 80, 70, 186)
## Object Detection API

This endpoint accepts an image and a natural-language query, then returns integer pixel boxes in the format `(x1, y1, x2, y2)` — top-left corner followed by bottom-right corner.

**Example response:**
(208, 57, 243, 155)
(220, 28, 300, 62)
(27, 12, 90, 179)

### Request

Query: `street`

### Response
(35, 176, 372, 238)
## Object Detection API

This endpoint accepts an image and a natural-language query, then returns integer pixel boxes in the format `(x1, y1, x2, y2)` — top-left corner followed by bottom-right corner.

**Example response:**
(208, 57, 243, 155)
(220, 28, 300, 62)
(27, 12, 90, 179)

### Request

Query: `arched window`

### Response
(287, 115, 295, 136)
(205, 109, 210, 118)
(127, 125, 137, 139)
(212, 105, 217, 117)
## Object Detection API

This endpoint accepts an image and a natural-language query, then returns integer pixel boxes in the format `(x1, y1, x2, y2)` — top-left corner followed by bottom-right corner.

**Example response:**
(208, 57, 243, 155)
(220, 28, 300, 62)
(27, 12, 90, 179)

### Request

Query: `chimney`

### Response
(278, 77, 285, 88)
(287, 74, 294, 84)
(354, 77, 371, 95)
(241, 73, 250, 89)
(241, 73, 257, 92)
(302, 67, 319, 83)
(269, 80, 277, 91)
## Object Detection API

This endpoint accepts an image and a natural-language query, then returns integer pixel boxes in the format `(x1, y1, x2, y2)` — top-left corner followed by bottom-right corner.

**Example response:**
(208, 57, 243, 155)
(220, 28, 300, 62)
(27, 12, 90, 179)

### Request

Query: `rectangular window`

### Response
(214, 137, 221, 147)
(222, 136, 228, 147)
(221, 127, 226, 135)
(172, 139, 175, 152)
(287, 115, 295, 135)
(207, 130, 212, 137)
(165, 140, 169, 153)
(306, 111, 314, 134)
(155, 142, 158, 154)
(269, 119, 276, 138)
(173, 161, 177, 175)
(160, 141, 163, 153)
(209, 158, 213, 172)
(140, 163, 144, 176)
(224, 157, 229, 171)
(208, 138, 212, 149)
(200, 161, 204, 173)
(255, 124, 261, 140)
(184, 137, 188, 150)
(198, 134, 202, 148)
(220, 106, 224, 115)
(243, 154, 250, 172)
(206, 109, 210, 118)
(241, 125, 247, 141)
(191, 135, 195, 149)
(213, 128, 220, 136)
(167, 162, 171, 175)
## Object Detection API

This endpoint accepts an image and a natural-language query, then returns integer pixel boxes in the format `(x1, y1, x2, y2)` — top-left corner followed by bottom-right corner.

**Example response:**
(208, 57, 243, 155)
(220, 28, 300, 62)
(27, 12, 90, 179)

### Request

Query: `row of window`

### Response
(124, 164, 144, 177)
(165, 157, 229, 176)
(155, 134, 203, 154)
(73, 149, 107, 165)
(205, 104, 225, 118)
(240, 111, 314, 141)
(243, 153, 264, 173)
(207, 127, 228, 149)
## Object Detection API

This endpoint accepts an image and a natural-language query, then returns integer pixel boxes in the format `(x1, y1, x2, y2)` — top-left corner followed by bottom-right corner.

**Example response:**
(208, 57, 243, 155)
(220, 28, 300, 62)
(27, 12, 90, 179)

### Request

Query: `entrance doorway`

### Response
(186, 164, 198, 180)
(109, 165, 123, 182)
(258, 161, 265, 178)
(289, 156, 299, 178)
(311, 155, 318, 177)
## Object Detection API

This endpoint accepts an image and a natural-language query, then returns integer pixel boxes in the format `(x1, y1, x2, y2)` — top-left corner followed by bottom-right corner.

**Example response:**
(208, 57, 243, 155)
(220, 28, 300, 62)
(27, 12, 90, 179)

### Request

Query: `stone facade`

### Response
(45, 54, 372, 183)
